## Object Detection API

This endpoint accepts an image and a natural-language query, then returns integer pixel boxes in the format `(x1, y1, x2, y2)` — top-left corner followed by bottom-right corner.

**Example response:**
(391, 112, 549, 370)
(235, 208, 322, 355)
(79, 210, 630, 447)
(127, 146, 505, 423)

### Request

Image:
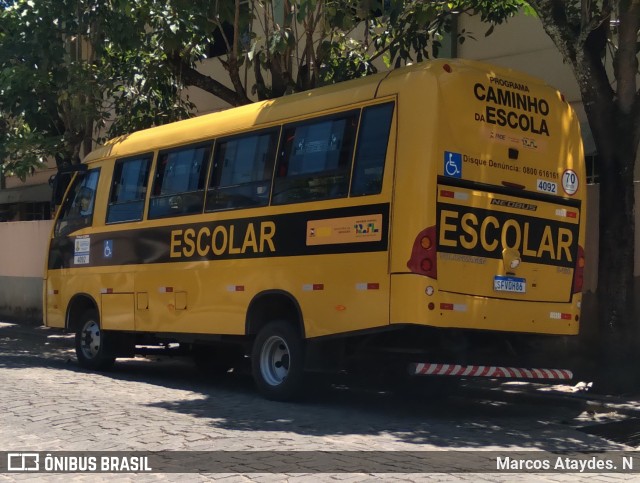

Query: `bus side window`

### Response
(106, 154, 152, 224)
(54, 169, 100, 237)
(148, 143, 211, 219)
(272, 110, 359, 205)
(206, 129, 278, 212)
(350, 102, 394, 196)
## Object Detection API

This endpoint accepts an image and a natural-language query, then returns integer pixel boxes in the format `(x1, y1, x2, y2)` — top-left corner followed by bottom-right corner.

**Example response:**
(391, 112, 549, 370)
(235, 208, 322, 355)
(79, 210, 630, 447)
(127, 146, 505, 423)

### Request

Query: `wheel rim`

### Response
(80, 320, 101, 360)
(260, 335, 290, 386)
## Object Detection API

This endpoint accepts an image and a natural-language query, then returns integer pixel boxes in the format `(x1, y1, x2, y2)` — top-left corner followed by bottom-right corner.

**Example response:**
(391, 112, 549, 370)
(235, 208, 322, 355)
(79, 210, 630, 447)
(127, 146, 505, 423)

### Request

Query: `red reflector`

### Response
(440, 190, 454, 198)
(567, 212, 577, 218)
(313, 284, 324, 291)
(53, 290, 59, 295)
(407, 225, 437, 279)
(561, 313, 572, 320)
(440, 303, 454, 310)
(236, 285, 245, 292)
(367, 283, 379, 290)
(166, 287, 174, 293)
(573, 245, 585, 294)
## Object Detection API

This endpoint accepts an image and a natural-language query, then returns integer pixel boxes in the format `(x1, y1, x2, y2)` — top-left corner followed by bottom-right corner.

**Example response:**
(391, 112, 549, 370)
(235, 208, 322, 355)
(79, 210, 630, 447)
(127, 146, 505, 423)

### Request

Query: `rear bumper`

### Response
(390, 274, 580, 335)
(410, 362, 572, 380)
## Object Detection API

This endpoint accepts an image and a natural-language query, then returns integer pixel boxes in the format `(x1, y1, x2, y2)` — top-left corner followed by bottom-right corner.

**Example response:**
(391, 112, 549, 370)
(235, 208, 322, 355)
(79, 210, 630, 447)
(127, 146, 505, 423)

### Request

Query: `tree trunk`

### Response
(537, 0, 640, 391)
(594, 112, 638, 391)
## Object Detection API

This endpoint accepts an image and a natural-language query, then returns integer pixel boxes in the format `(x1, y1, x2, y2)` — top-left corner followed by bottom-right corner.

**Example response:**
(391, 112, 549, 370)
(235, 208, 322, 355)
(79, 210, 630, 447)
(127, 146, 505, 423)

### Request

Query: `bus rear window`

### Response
(351, 102, 394, 196)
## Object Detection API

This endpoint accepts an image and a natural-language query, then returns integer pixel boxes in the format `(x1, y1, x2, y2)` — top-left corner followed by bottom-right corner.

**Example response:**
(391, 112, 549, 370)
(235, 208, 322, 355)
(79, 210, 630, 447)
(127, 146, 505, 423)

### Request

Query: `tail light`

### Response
(572, 245, 585, 294)
(407, 226, 437, 278)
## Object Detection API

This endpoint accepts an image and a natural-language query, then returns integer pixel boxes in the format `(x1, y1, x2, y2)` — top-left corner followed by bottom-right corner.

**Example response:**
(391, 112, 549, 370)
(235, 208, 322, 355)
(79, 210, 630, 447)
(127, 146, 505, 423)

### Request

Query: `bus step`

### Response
(409, 363, 572, 380)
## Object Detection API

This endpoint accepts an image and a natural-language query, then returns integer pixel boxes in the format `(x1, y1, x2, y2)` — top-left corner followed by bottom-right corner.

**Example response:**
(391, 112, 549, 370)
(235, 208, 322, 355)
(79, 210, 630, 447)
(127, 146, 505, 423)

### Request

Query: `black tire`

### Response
(74, 309, 115, 370)
(251, 321, 305, 401)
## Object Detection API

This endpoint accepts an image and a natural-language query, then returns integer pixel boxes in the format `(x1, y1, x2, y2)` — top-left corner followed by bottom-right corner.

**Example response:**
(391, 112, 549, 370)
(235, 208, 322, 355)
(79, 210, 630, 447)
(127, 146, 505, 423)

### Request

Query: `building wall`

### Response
(456, 11, 612, 157)
(0, 220, 53, 322)
(457, 13, 581, 104)
(4, 163, 57, 190)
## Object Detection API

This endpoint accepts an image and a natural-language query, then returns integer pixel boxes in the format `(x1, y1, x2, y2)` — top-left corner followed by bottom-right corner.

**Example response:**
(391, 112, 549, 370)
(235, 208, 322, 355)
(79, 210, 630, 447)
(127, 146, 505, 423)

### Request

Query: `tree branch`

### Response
(578, 0, 613, 47)
(254, 52, 268, 100)
(225, 0, 250, 103)
(166, 53, 248, 107)
(528, 1, 580, 64)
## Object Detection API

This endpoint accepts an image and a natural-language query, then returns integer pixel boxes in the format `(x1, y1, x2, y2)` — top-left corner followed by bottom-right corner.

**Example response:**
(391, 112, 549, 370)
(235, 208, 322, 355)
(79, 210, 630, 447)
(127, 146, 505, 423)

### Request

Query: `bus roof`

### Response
(84, 70, 391, 163)
(84, 58, 559, 164)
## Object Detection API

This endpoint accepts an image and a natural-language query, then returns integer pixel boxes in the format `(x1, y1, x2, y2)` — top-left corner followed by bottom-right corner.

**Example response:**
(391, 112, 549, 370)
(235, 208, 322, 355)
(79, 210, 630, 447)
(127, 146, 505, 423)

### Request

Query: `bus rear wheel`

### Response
(251, 321, 305, 401)
(74, 309, 115, 371)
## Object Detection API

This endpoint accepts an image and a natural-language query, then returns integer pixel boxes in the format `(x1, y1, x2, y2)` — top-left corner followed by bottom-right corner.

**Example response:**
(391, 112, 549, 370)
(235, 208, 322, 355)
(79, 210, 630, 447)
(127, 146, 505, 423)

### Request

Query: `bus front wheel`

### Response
(74, 309, 115, 371)
(251, 321, 305, 401)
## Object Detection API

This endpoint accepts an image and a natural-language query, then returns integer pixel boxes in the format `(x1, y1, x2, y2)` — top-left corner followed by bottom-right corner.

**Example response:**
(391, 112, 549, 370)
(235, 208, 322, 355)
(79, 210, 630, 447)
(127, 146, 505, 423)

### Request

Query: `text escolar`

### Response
(170, 221, 276, 258)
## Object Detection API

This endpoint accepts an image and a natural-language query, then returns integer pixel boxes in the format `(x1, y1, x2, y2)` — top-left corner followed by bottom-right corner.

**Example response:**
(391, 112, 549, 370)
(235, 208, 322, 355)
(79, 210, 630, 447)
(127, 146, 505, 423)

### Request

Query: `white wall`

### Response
(456, 12, 602, 151)
(457, 12, 581, 105)
(0, 220, 53, 322)
(0, 220, 53, 277)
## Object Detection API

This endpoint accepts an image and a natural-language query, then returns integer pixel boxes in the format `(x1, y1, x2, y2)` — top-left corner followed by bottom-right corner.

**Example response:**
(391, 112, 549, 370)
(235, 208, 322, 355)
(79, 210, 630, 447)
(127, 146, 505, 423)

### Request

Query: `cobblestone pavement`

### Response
(0, 321, 638, 482)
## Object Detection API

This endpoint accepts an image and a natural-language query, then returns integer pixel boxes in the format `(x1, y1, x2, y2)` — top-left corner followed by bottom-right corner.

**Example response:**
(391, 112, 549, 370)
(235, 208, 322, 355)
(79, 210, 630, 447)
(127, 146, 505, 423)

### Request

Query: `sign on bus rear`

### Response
(435, 180, 580, 303)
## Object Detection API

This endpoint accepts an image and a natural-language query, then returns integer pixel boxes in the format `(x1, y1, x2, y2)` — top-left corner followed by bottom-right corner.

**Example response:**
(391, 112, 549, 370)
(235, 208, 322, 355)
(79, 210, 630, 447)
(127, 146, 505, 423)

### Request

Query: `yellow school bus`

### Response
(44, 59, 585, 400)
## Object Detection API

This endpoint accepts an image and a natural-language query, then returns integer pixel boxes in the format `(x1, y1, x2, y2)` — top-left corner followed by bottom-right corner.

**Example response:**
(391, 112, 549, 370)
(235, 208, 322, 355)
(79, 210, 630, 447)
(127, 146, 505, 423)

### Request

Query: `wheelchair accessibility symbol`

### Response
(444, 151, 462, 178)
(104, 240, 113, 258)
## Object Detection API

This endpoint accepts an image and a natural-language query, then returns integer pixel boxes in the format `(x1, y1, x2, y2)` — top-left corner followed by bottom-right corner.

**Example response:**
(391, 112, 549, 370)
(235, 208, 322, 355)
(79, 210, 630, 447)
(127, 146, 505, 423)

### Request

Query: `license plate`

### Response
(494, 276, 526, 293)
(74, 254, 90, 265)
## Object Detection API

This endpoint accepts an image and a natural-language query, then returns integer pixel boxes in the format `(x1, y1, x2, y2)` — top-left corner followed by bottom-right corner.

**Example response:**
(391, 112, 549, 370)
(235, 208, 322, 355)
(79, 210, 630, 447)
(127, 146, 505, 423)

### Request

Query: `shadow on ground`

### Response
(0, 322, 629, 452)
